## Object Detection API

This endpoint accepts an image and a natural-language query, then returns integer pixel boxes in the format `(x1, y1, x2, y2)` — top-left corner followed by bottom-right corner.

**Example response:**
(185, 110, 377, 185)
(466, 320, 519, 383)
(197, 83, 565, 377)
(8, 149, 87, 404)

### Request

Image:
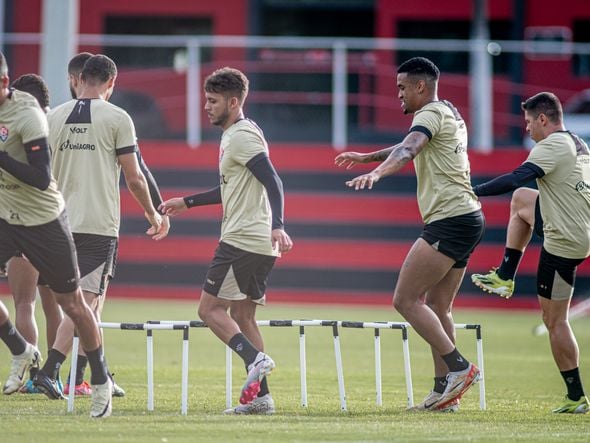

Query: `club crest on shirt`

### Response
(0, 125, 9, 142)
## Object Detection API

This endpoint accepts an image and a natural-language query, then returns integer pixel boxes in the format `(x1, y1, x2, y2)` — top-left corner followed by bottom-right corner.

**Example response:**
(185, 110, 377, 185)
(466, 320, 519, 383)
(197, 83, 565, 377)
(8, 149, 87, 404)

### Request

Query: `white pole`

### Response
(181, 328, 189, 415)
(332, 325, 347, 411)
(332, 41, 348, 151)
(67, 335, 79, 413)
(147, 330, 154, 411)
(299, 326, 307, 407)
(476, 331, 487, 410)
(225, 346, 232, 409)
(401, 327, 414, 408)
(374, 329, 382, 406)
(186, 40, 201, 148)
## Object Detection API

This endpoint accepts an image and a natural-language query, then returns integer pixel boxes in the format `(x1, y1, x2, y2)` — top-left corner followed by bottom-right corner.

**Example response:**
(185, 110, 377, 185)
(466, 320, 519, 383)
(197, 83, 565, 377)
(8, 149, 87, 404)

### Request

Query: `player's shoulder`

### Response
(11, 88, 39, 108)
(48, 99, 76, 117)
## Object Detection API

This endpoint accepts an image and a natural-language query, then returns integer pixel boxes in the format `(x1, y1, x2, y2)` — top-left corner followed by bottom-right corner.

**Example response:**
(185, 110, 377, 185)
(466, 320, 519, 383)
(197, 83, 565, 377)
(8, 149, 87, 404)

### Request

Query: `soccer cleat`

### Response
(64, 380, 92, 396)
(552, 395, 590, 414)
(33, 371, 66, 400)
(90, 378, 113, 418)
(18, 379, 41, 394)
(471, 268, 514, 298)
(240, 352, 275, 405)
(224, 393, 275, 415)
(409, 390, 460, 412)
(3, 343, 41, 395)
(435, 363, 480, 410)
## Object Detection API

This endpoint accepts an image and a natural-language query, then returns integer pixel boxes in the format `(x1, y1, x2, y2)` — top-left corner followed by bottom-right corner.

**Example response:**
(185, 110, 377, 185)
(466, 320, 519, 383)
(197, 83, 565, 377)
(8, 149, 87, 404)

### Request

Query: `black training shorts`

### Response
(537, 247, 585, 301)
(420, 209, 485, 268)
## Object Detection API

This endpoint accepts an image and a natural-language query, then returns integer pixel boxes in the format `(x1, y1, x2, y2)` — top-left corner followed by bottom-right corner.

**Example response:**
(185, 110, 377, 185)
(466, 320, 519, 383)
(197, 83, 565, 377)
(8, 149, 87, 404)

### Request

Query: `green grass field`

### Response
(0, 296, 589, 442)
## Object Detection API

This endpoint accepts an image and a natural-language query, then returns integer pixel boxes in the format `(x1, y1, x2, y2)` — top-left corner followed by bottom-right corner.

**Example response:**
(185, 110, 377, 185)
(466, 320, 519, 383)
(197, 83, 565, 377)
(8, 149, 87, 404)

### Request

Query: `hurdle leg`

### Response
(332, 324, 347, 411)
(67, 334, 79, 413)
(147, 329, 154, 411)
(401, 326, 414, 408)
(374, 328, 382, 406)
(181, 327, 189, 415)
(476, 326, 486, 410)
(225, 346, 232, 409)
(299, 325, 307, 407)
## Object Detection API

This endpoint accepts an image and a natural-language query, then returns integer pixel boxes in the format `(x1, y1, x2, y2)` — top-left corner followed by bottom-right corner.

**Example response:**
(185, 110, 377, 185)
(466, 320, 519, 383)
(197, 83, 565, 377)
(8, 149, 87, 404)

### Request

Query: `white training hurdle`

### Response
(67, 322, 190, 415)
(147, 319, 486, 412)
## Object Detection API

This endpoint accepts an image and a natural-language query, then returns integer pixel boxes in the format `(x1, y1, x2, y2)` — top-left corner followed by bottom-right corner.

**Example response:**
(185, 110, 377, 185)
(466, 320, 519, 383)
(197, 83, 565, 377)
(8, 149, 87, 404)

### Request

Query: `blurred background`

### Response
(1, 0, 590, 309)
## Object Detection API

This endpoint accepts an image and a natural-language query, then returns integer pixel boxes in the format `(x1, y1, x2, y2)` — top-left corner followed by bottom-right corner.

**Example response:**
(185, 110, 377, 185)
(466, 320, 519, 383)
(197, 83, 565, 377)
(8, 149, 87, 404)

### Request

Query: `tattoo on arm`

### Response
(368, 145, 399, 162)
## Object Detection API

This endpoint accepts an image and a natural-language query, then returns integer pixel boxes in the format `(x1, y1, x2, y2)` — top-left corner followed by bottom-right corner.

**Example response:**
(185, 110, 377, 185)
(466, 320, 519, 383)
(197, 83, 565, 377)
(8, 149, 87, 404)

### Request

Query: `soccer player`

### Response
(32, 54, 168, 401)
(471, 92, 590, 414)
(160, 67, 293, 415)
(3, 73, 64, 394)
(335, 57, 483, 411)
(0, 51, 112, 417)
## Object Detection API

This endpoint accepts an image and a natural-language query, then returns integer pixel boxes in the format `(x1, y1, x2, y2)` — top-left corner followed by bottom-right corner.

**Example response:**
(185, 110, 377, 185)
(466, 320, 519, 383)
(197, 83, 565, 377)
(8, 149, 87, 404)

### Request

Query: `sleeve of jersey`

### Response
(246, 153, 285, 230)
(409, 107, 441, 140)
(114, 111, 138, 156)
(525, 139, 558, 175)
(228, 129, 267, 166)
(473, 162, 544, 197)
(19, 105, 49, 144)
(0, 138, 52, 190)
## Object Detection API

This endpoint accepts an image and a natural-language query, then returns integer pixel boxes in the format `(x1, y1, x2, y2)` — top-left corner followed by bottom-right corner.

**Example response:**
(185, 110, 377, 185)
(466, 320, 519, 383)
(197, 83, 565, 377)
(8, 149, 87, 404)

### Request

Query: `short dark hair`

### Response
(204, 67, 249, 104)
(397, 57, 440, 81)
(81, 54, 117, 85)
(521, 92, 563, 123)
(0, 51, 8, 77)
(10, 74, 50, 109)
(68, 52, 93, 76)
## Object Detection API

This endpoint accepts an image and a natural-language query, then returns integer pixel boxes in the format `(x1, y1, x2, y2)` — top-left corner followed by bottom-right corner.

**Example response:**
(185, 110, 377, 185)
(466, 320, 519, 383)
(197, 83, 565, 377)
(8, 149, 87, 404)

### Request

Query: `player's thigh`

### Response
(537, 247, 584, 303)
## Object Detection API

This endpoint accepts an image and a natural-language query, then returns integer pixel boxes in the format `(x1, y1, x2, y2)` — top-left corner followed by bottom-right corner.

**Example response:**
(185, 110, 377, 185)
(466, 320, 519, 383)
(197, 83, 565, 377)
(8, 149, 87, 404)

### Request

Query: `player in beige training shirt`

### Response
(471, 92, 590, 414)
(335, 57, 483, 411)
(0, 51, 112, 417)
(160, 67, 292, 415)
(33, 54, 167, 400)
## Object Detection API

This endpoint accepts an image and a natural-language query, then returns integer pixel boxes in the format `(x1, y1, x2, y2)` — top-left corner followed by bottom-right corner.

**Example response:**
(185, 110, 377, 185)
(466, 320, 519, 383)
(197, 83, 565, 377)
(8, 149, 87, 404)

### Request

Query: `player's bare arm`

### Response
(119, 152, 163, 238)
(334, 143, 402, 170)
(345, 132, 428, 190)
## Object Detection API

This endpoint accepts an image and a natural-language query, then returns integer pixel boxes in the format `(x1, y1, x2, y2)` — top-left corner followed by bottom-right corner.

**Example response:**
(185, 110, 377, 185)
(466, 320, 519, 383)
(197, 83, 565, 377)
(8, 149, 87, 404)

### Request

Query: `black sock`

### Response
(29, 366, 39, 381)
(497, 247, 523, 281)
(228, 333, 260, 366)
(442, 348, 469, 372)
(433, 376, 447, 394)
(561, 367, 585, 401)
(85, 346, 108, 385)
(42, 349, 66, 380)
(0, 320, 26, 356)
(258, 377, 270, 397)
(73, 355, 88, 385)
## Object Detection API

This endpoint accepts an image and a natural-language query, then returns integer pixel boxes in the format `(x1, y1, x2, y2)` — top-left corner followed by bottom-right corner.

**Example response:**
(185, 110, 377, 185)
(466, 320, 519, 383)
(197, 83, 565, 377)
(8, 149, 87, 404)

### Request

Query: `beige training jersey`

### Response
(526, 131, 590, 259)
(219, 119, 278, 257)
(0, 89, 65, 226)
(411, 100, 481, 224)
(48, 98, 137, 237)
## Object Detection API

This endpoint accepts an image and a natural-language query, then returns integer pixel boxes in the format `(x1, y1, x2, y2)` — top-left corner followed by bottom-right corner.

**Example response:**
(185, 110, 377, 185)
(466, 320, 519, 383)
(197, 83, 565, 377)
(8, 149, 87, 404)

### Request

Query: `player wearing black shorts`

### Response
(336, 57, 483, 412)
(0, 50, 112, 417)
(160, 67, 293, 415)
(471, 92, 590, 414)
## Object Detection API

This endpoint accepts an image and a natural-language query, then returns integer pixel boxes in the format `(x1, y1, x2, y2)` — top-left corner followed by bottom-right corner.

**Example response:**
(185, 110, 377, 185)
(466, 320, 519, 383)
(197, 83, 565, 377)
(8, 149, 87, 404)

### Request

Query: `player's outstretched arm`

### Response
(334, 143, 402, 170)
(345, 133, 427, 190)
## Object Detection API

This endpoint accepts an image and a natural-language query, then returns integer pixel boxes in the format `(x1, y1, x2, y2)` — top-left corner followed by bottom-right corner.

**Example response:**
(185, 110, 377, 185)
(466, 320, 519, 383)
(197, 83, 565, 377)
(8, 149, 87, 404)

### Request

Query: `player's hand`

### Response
(272, 229, 293, 253)
(158, 197, 187, 217)
(334, 152, 368, 170)
(345, 171, 380, 190)
(149, 214, 170, 241)
(145, 211, 163, 239)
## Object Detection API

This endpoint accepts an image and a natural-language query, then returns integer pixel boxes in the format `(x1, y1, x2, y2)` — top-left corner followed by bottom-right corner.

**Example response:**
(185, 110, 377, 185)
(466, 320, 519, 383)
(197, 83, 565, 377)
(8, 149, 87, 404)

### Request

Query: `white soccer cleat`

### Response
(90, 377, 113, 418)
(3, 343, 41, 395)
(435, 363, 480, 410)
(240, 352, 275, 405)
(224, 393, 275, 415)
(409, 390, 460, 412)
